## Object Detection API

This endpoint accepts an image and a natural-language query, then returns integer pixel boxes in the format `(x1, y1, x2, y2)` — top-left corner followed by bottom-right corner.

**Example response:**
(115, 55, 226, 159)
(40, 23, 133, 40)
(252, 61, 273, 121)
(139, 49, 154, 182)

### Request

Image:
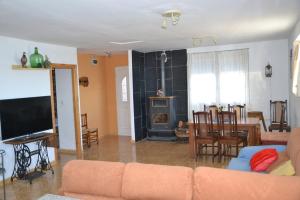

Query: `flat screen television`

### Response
(0, 96, 53, 140)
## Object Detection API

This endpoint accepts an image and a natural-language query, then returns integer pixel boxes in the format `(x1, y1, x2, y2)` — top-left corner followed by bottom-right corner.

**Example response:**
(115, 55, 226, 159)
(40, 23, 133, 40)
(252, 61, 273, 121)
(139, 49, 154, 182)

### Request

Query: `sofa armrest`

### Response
(238, 145, 286, 159)
(194, 167, 300, 200)
(57, 188, 64, 196)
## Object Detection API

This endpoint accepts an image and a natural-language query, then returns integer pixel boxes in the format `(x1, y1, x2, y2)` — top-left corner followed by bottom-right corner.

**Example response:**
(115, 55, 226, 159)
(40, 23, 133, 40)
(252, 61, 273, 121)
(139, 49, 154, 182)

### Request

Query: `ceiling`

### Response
(0, 0, 299, 54)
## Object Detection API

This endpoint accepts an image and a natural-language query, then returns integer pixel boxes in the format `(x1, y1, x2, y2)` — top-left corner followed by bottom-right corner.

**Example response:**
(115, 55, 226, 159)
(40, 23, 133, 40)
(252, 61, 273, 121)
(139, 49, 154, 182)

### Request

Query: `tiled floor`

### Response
(0, 136, 229, 200)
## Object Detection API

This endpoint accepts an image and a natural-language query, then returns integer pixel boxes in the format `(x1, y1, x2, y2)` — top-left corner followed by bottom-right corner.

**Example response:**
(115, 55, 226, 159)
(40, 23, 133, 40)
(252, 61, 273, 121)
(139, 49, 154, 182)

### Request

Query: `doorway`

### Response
(50, 64, 82, 159)
(115, 66, 131, 136)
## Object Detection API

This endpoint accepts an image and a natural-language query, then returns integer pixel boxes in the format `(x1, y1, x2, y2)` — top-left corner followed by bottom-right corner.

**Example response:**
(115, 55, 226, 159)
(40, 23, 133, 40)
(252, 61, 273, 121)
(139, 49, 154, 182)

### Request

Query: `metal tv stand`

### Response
(4, 132, 55, 184)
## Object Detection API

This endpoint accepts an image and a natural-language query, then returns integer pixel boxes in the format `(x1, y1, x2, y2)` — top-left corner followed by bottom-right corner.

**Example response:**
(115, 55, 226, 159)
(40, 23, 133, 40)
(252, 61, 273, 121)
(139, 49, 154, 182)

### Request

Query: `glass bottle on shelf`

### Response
(30, 47, 44, 68)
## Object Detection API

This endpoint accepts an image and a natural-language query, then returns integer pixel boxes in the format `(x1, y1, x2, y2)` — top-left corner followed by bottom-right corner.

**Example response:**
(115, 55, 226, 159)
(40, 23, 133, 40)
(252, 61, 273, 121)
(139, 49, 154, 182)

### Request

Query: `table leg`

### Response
(247, 125, 261, 146)
(189, 124, 195, 158)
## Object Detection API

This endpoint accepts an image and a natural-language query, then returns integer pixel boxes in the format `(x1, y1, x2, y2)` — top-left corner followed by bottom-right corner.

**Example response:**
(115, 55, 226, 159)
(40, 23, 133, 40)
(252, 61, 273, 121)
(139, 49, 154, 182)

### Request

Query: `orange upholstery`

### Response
(122, 163, 193, 200)
(287, 128, 300, 175)
(60, 159, 300, 200)
(193, 167, 300, 200)
(61, 160, 125, 198)
(64, 192, 124, 200)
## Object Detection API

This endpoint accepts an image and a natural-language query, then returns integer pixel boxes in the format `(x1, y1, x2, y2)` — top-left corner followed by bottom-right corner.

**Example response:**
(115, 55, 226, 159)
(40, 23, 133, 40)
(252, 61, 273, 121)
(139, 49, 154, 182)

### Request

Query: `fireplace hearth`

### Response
(148, 96, 176, 137)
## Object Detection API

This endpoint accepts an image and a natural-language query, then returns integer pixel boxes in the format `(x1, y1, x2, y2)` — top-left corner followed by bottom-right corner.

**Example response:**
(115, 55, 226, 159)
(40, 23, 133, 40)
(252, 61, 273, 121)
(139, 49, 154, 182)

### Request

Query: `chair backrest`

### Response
(203, 105, 219, 121)
(192, 110, 214, 138)
(228, 104, 246, 120)
(270, 100, 288, 124)
(247, 111, 267, 132)
(81, 113, 88, 129)
(217, 111, 238, 137)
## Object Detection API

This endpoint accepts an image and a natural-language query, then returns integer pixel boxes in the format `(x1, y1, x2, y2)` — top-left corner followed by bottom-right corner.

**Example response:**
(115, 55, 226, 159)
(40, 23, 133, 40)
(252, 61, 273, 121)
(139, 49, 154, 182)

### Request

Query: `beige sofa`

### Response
(59, 128, 300, 200)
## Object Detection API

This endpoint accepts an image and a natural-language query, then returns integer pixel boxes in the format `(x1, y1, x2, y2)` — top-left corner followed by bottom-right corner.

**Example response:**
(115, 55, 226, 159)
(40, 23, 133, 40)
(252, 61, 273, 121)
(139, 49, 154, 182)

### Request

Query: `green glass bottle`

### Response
(30, 47, 44, 68)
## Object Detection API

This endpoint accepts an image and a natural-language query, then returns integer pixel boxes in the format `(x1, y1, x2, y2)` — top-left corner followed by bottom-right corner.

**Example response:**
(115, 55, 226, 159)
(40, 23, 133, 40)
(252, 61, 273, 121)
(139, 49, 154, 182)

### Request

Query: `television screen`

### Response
(0, 96, 53, 140)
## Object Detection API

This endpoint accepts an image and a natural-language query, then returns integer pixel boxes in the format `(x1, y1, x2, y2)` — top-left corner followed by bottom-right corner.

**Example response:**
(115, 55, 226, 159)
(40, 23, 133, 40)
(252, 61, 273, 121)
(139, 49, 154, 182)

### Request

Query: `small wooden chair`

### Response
(81, 113, 99, 147)
(192, 110, 219, 162)
(217, 111, 243, 161)
(269, 100, 291, 132)
(228, 104, 248, 146)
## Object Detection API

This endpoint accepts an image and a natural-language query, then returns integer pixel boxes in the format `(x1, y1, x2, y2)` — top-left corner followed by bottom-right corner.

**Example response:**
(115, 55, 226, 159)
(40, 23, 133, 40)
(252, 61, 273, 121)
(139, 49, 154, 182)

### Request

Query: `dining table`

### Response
(188, 117, 261, 158)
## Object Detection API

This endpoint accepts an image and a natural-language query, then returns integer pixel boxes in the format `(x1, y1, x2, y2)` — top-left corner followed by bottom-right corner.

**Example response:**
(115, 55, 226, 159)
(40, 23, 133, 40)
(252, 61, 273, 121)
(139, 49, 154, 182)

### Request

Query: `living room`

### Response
(0, 0, 300, 200)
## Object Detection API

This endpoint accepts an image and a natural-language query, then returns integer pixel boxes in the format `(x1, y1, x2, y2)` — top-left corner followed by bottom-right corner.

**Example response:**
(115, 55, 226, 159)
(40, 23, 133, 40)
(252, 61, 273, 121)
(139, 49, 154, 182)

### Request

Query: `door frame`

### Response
(50, 63, 82, 159)
(115, 66, 131, 136)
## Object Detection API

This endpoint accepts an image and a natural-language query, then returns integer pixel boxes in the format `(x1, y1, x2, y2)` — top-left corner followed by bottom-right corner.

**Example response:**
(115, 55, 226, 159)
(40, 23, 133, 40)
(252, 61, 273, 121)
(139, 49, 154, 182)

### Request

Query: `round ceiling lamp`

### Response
(161, 9, 181, 29)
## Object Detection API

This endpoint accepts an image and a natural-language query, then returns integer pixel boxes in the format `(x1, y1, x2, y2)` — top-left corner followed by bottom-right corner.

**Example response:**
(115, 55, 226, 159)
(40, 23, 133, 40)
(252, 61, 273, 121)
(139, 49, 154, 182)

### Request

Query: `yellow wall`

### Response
(77, 53, 128, 136)
(77, 53, 107, 135)
(103, 54, 129, 135)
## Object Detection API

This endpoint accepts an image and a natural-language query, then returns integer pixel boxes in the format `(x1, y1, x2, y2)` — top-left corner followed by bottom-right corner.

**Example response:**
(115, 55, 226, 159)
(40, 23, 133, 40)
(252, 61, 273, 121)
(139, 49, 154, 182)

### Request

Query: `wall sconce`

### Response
(79, 76, 89, 87)
(265, 63, 272, 78)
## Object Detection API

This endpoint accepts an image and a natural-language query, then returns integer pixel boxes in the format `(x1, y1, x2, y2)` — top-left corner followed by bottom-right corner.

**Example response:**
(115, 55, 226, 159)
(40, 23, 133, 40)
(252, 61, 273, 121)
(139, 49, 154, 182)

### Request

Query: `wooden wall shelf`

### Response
(12, 65, 49, 70)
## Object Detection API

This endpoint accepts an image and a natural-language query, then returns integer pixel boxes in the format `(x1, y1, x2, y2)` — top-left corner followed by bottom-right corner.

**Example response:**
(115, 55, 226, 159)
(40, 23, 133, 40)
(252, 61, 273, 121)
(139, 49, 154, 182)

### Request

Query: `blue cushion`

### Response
(227, 158, 251, 171)
(238, 145, 286, 159)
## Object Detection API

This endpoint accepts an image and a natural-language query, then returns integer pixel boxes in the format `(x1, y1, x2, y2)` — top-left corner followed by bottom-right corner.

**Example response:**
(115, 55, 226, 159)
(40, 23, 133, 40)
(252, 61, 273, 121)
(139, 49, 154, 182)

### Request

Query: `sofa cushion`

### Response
(250, 149, 278, 172)
(193, 167, 300, 200)
(270, 160, 296, 176)
(287, 128, 300, 175)
(121, 163, 193, 200)
(238, 145, 286, 160)
(227, 158, 251, 171)
(62, 160, 125, 198)
(266, 150, 289, 173)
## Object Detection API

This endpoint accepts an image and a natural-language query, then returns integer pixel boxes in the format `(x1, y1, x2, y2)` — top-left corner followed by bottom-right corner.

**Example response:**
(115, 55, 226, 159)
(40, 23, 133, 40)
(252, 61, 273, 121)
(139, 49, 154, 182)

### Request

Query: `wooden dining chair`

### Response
(192, 110, 219, 162)
(269, 100, 291, 132)
(217, 110, 243, 161)
(204, 105, 219, 121)
(228, 104, 246, 120)
(81, 113, 99, 147)
(228, 104, 248, 146)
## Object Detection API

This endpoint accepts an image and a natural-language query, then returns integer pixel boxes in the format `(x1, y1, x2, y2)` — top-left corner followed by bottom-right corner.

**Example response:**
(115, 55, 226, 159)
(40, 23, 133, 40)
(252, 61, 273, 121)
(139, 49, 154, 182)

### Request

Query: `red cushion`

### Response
(250, 148, 278, 172)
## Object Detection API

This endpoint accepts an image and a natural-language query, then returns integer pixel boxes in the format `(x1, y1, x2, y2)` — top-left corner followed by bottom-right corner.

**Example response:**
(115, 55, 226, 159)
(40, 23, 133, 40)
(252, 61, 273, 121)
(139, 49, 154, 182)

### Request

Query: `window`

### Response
(188, 49, 249, 119)
(121, 76, 128, 102)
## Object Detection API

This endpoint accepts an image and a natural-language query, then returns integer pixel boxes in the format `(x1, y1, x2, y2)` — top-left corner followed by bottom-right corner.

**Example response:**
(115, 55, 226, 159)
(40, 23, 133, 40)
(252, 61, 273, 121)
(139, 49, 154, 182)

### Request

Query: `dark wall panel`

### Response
(132, 49, 187, 140)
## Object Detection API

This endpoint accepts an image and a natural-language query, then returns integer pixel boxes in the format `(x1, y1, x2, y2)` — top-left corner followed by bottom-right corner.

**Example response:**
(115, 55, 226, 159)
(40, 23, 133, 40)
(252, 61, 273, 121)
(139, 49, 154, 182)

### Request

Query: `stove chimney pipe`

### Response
(161, 51, 167, 95)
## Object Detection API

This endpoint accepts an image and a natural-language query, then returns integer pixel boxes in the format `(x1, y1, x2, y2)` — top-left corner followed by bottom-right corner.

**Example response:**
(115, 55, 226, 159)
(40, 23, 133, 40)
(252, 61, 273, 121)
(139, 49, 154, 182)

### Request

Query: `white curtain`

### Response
(292, 43, 300, 96)
(188, 49, 249, 120)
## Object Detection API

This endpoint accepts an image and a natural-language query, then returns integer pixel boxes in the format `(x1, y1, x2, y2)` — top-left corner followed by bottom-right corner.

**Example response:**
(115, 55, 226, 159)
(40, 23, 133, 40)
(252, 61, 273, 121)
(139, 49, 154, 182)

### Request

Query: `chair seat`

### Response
(268, 123, 291, 132)
(195, 137, 217, 144)
(237, 131, 248, 137)
(82, 128, 98, 134)
(219, 136, 242, 144)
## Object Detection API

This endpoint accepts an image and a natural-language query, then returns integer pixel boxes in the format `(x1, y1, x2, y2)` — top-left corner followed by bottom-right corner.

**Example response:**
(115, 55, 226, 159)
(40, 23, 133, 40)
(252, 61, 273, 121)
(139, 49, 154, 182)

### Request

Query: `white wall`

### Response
(127, 50, 136, 141)
(289, 20, 300, 127)
(0, 35, 77, 180)
(55, 69, 76, 150)
(188, 39, 289, 125)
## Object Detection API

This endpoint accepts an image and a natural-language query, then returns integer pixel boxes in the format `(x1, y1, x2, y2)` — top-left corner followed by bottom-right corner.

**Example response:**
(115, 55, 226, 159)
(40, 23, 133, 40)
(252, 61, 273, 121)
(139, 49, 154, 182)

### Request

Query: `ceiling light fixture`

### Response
(161, 9, 181, 29)
(110, 41, 143, 45)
